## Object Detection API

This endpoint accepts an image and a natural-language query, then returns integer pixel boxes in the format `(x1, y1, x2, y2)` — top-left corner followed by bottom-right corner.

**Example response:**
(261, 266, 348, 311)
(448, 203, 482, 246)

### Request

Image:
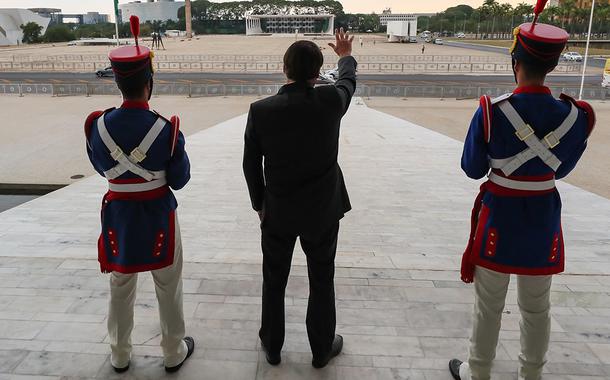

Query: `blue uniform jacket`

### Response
(461, 86, 594, 277)
(85, 101, 190, 273)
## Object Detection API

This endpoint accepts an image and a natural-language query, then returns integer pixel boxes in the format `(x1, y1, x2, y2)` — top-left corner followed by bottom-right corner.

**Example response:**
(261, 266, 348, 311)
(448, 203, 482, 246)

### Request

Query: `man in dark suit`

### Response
(243, 29, 356, 369)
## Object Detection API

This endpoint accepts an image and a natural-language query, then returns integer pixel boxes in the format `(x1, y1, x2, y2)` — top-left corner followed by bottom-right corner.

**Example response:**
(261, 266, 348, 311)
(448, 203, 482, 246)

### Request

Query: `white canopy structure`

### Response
(245, 14, 334, 36)
(0, 8, 50, 46)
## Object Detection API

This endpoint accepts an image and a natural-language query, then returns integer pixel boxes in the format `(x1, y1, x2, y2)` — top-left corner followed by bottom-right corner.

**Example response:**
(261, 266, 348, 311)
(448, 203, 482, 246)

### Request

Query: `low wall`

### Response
(1, 82, 607, 100)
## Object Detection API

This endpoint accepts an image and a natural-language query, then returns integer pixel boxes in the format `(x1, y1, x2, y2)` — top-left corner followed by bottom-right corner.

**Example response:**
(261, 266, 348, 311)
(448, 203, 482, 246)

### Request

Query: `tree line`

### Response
(19, 0, 609, 43)
(420, 0, 610, 39)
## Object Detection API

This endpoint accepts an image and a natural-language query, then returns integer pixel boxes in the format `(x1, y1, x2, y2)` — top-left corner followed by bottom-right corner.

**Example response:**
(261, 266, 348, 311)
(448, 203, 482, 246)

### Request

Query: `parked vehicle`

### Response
(456, 32, 466, 38)
(318, 68, 339, 84)
(409, 36, 417, 43)
(434, 38, 444, 45)
(562, 52, 583, 62)
(96, 66, 113, 78)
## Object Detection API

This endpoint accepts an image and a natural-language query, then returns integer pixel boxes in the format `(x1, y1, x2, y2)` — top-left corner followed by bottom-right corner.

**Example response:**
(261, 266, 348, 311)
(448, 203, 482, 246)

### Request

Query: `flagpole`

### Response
(114, 0, 120, 46)
(579, 0, 595, 100)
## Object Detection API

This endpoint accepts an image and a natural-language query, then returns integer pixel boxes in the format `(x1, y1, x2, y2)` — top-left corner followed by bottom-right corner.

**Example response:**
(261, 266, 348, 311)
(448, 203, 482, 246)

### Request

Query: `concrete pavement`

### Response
(0, 99, 608, 379)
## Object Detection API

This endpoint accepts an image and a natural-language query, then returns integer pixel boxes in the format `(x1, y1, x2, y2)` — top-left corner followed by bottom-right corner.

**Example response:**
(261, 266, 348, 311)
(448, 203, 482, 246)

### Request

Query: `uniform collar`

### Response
(278, 81, 314, 94)
(121, 100, 150, 110)
(513, 86, 552, 95)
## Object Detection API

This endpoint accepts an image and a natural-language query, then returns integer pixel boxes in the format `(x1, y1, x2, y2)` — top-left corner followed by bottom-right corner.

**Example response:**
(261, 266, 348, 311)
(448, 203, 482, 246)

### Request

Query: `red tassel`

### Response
(130, 15, 140, 47)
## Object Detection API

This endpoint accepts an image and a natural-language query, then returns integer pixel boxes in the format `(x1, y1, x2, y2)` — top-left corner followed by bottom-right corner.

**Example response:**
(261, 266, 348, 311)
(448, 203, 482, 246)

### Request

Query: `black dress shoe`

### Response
(312, 335, 343, 369)
(165, 337, 195, 373)
(260, 340, 281, 365)
(449, 359, 463, 380)
(112, 363, 129, 373)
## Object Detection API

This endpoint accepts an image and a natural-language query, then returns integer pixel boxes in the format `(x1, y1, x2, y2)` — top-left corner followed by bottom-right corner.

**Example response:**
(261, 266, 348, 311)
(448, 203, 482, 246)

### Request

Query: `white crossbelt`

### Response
(108, 179, 167, 193)
(489, 101, 578, 176)
(488, 172, 556, 191)
(97, 114, 167, 191)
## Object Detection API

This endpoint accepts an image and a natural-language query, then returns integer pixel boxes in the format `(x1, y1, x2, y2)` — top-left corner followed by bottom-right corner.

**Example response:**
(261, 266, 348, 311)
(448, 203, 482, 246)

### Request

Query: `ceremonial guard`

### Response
(450, 1, 595, 379)
(84, 16, 194, 373)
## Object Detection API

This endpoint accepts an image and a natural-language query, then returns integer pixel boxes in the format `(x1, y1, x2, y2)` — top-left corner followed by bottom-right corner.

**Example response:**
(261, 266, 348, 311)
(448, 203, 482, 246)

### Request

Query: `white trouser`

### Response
(107, 215, 188, 368)
(460, 266, 552, 380)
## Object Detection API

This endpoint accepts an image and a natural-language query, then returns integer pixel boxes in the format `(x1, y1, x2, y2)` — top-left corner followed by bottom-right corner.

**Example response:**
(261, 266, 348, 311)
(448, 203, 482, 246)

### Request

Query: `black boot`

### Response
(449, 358, 463, 380)
(260, 340, 281, 365)
(312, 335, 343, 369)
(165, 337, 195, 373)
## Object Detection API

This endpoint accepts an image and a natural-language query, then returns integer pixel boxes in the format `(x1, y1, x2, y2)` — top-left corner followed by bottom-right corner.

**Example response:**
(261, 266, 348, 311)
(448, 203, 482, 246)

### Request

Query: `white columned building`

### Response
(245, 14, 335, 36)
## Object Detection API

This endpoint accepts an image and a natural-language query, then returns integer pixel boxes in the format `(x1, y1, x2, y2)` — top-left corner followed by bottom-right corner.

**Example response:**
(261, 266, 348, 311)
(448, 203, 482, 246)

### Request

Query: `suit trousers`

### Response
(460, 266, 552, 380)
(107, 215, 188, 368)
(259, 221, 340, 359)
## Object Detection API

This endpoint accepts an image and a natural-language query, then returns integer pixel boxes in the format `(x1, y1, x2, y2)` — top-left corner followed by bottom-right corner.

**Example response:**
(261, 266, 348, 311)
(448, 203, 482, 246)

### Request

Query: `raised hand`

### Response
(328, 28, 354, 58)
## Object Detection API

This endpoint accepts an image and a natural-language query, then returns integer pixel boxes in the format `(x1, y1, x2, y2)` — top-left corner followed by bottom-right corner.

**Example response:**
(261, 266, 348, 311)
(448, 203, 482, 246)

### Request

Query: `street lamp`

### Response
(579, 0, 596, 100)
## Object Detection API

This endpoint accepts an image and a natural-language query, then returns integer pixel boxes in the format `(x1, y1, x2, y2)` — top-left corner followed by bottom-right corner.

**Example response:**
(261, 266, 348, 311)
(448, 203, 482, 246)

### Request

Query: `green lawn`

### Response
(449, 38, 610, 56)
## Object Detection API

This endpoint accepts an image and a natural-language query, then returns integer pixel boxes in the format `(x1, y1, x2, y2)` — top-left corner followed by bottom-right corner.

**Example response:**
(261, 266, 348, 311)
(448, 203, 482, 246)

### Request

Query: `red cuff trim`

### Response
(480, 95, 492, 143)
(170, 116, 180, 156)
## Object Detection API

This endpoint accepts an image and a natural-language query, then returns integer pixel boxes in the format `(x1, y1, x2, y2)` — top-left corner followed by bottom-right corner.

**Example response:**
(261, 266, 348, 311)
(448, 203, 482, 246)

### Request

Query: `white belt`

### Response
(108, 178, 167, 193)
(488, 172, 556, 192)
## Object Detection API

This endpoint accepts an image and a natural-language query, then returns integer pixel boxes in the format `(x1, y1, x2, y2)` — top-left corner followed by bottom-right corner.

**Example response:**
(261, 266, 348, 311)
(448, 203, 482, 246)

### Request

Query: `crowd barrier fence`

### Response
(1, 82, 607, 100)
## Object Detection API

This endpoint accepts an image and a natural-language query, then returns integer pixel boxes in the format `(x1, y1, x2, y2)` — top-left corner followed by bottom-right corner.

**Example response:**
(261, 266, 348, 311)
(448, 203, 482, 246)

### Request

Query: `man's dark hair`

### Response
(283, 40, 324, 82)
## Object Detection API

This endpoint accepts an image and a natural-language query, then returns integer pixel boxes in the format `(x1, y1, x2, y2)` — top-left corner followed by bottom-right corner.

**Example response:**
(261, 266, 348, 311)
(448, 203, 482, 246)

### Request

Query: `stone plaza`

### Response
(0, 99, 608, 379)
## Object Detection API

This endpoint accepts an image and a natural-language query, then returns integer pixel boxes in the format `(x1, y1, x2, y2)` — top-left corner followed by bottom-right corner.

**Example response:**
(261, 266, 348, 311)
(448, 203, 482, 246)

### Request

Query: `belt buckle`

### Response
(515, 124, 535, 141)
(544, 132, 560, 149)
(130, 147, 147, 163)
(110, 147, 124, 161)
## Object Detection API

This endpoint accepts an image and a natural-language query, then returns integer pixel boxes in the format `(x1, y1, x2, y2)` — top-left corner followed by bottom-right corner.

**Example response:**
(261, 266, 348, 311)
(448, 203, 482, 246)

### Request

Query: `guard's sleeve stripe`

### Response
(480, 95, 492, 143)
(170, 116, 180, 156)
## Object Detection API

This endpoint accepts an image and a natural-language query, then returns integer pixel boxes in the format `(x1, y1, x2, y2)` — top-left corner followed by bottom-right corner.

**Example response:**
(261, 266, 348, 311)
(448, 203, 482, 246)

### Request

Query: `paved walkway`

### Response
(0, 100, 608, 379)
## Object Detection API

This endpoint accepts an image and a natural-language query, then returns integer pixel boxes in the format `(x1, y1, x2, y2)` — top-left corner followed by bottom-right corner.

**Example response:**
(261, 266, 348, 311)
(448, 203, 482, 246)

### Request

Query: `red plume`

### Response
(130, 15, 140, 47)
(533, 0, 548, 24)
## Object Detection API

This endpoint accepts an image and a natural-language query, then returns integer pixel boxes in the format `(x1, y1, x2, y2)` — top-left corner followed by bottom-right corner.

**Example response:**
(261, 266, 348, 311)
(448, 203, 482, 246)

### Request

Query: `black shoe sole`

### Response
(165, 337, 195, 373)
(112, 364, 129, 373)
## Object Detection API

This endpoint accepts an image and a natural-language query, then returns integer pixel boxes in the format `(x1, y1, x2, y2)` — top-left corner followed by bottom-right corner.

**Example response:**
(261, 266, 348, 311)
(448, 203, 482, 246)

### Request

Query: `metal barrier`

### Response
(0, 59, 582, 74)
(1, 83, 608, 100)
(3, 54, 517, 64)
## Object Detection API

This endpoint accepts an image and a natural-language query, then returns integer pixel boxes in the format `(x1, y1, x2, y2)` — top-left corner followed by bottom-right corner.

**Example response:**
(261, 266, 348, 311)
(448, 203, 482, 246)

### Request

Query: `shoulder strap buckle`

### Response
(544, 132, 560, 149)
(110, 147, 124, 161)
(129, 147, 147, 163)
(515, 124, 534, 141)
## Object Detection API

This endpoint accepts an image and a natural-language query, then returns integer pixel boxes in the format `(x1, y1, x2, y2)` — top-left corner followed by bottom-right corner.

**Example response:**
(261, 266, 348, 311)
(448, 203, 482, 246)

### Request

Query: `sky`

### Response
(1, 0, 526, 15)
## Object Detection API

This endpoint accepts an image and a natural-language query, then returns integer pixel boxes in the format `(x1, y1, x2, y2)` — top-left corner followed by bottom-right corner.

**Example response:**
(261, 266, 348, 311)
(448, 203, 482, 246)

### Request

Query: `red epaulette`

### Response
(84, 110, 104, 140)
(479, 95, 492, 144)
(560, 93, 596, 136)
(85, 107, 115, 141)
(154, 111, 180, 156)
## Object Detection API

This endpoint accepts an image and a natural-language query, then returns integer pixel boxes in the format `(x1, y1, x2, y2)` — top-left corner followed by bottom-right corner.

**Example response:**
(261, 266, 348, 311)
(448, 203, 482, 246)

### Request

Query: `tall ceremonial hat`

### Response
(510, 0, 569, 72)
(109, 16, 154, 88)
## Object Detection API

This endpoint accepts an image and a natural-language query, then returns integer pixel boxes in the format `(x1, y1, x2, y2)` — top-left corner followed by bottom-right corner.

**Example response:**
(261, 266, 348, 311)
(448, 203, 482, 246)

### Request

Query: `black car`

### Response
(96, 66, 114, 78)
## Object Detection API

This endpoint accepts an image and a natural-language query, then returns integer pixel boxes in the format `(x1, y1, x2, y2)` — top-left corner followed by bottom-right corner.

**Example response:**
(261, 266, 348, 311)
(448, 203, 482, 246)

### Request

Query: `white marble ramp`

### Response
(0, 99, 608, 379)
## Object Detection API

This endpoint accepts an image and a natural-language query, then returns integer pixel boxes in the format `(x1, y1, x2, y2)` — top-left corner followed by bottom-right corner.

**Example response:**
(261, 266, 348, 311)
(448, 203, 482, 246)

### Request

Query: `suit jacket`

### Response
(243, 55, 357, 234)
